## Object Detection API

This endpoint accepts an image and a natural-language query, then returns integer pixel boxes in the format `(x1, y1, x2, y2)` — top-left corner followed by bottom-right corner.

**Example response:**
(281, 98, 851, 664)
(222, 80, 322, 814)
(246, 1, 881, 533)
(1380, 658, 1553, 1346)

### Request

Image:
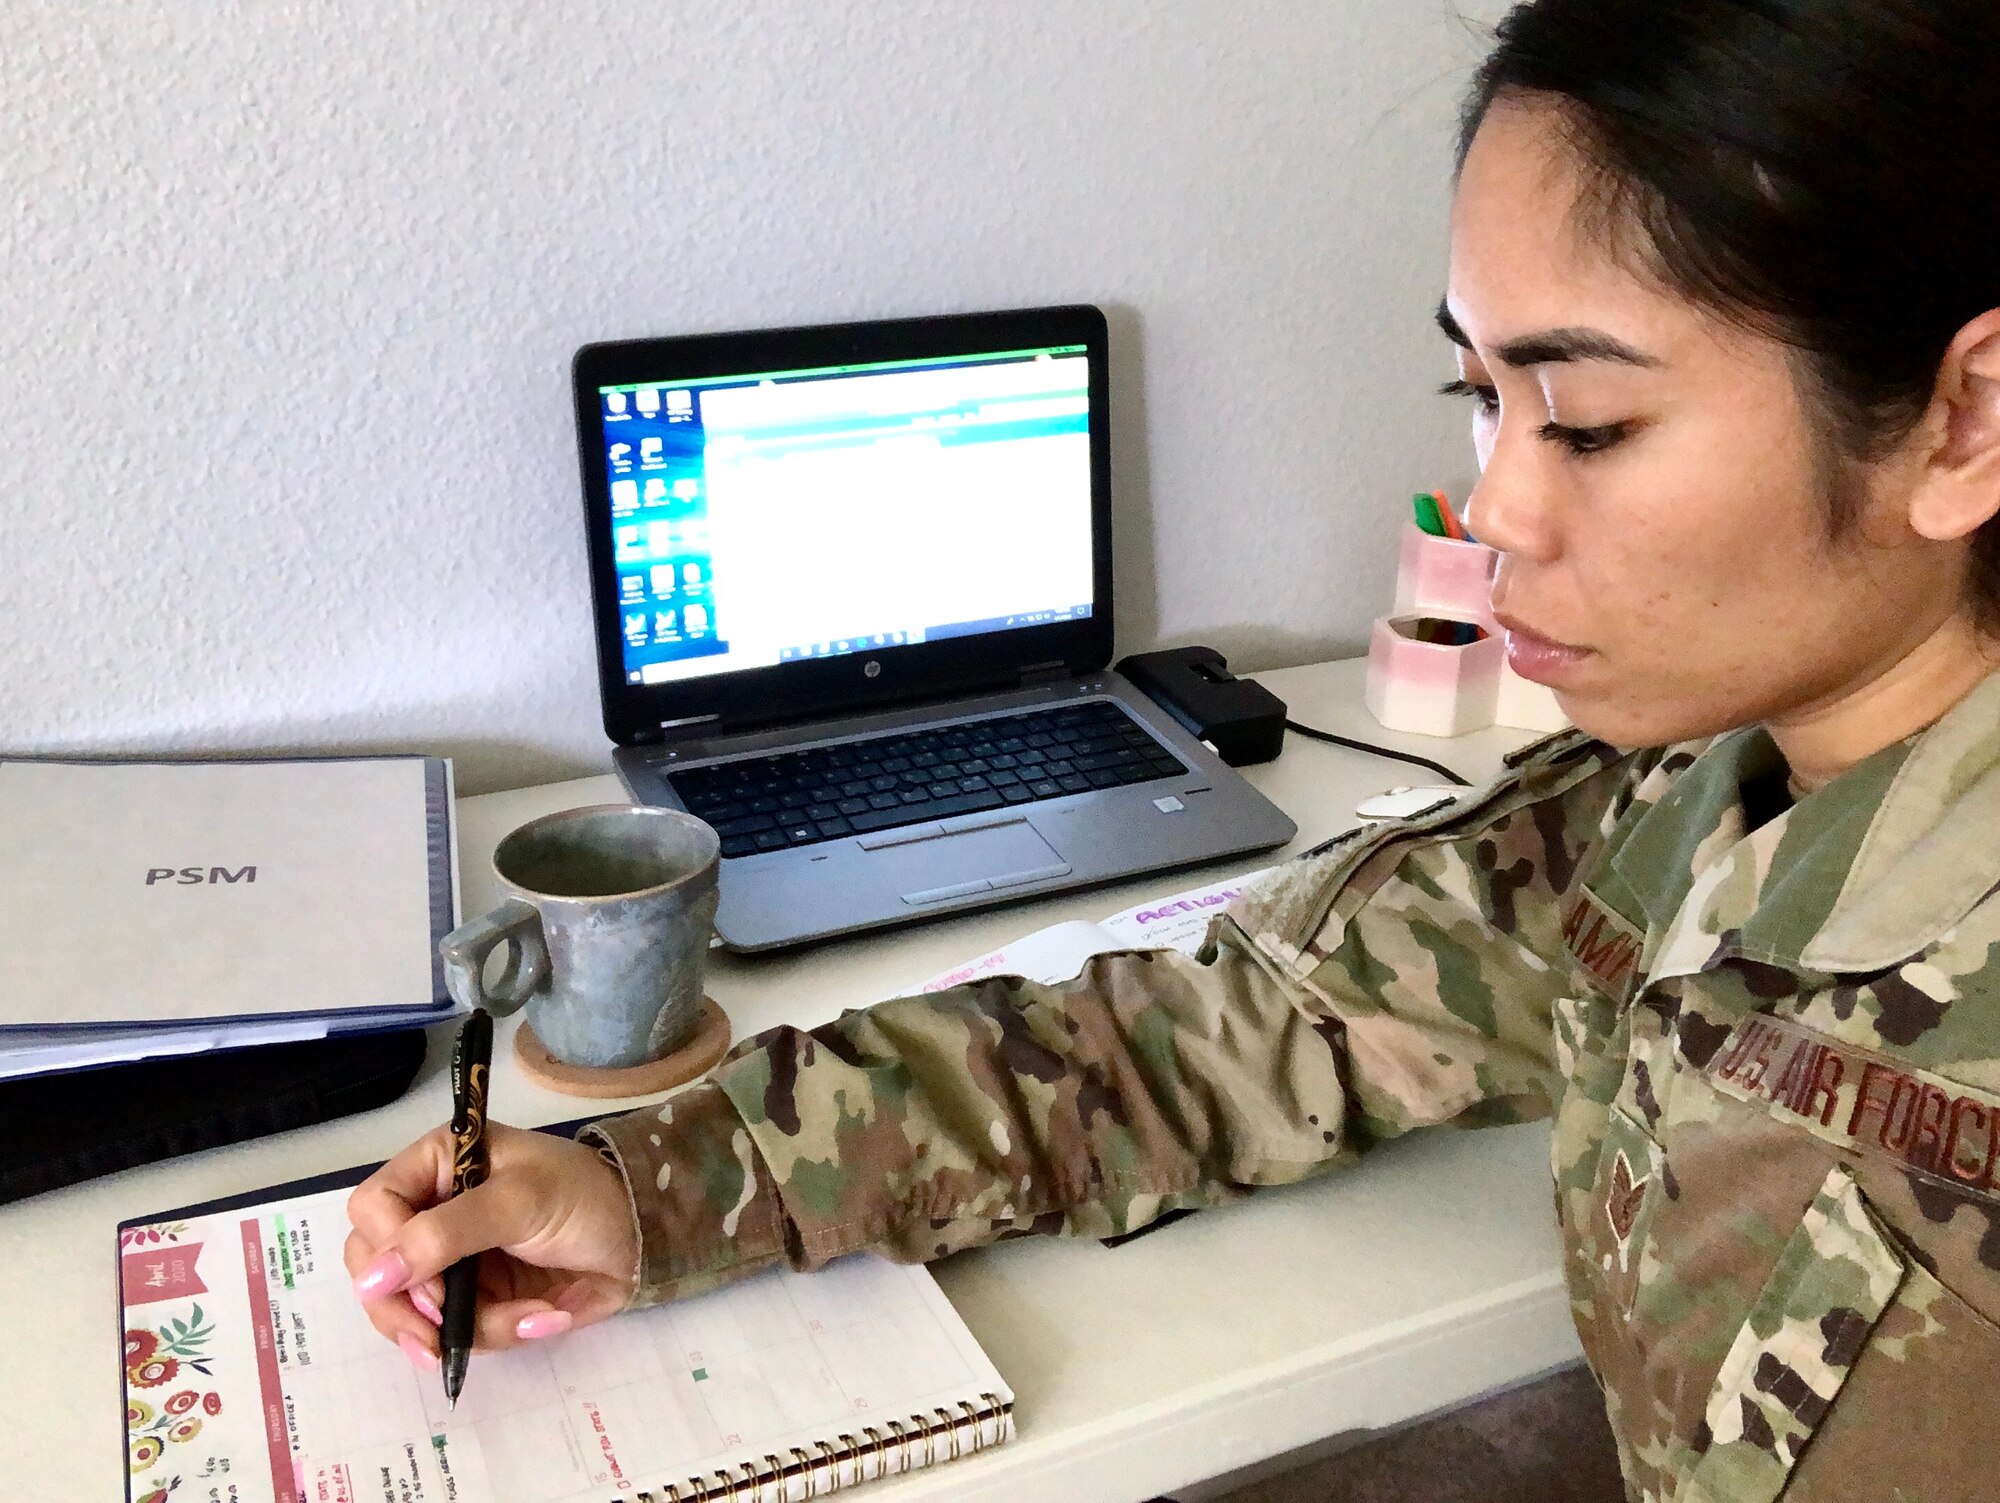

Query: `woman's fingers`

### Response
(346, 1125, 456, 1250)
(347, 1121, 634, 1357)
(355, 1268, 620, 1355)
(343, 1227, 442, 1347)
(352, 1176, 540, 1300)
(349, 1124, 548, 1303)
(350, 1124, 526, 1322)
(474, 1296, 574, 1351)
(552, 1278, 619, 1319)
(398, 1330, 442, 1371)
(408, 1281, 444, 1325)
(383, 1295, 562, 1360)
(466, 1278, 626, 1350)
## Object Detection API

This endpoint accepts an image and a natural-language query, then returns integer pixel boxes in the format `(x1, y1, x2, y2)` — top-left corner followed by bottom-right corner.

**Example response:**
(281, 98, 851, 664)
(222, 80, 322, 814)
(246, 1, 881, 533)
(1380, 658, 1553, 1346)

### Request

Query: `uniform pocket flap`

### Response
(1679, 1165, 1906, 1503)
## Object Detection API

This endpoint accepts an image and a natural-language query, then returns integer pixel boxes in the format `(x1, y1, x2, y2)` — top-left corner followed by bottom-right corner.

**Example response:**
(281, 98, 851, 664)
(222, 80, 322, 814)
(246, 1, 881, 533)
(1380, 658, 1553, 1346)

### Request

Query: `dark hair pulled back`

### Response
(1461, 0, 2000, 621)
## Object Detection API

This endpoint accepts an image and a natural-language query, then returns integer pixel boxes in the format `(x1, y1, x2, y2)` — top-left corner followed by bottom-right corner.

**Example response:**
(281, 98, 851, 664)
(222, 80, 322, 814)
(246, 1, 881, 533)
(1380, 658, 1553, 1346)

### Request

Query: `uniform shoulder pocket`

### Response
(1679, 1166, 1905, 1503)
(1231, 736, 1634, 978)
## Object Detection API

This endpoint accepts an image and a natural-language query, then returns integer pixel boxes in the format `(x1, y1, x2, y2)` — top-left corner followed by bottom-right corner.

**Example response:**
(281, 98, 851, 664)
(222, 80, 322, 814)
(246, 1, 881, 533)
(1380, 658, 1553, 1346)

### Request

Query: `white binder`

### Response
(0, 755, 459, 1077)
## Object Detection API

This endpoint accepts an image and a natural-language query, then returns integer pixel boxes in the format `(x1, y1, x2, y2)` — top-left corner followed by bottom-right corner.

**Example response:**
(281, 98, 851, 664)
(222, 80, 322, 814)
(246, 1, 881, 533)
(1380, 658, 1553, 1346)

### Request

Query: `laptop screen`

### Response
(595, 345, 1097, 689)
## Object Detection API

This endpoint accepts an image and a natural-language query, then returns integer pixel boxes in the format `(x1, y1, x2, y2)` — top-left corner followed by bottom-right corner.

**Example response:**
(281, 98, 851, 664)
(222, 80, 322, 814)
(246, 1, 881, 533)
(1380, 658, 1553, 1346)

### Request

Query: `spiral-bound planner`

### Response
(119, 1162, 1013, 1502)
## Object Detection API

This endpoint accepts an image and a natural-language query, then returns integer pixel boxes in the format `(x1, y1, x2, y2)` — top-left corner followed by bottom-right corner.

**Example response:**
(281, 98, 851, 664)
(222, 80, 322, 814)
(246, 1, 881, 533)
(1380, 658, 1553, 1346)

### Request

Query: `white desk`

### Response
(0, 660, 1578, 1503)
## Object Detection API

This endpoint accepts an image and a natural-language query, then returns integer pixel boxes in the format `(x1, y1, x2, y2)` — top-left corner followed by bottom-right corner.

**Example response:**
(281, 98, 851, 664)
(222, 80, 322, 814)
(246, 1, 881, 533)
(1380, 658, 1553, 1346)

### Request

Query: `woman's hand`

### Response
(343, 1121, 639, 1367)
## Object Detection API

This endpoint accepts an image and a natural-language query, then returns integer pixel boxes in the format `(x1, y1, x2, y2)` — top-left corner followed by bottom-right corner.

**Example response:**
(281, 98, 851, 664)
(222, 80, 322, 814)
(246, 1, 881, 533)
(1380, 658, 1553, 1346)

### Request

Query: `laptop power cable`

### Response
(1281, 718, 1470, 786)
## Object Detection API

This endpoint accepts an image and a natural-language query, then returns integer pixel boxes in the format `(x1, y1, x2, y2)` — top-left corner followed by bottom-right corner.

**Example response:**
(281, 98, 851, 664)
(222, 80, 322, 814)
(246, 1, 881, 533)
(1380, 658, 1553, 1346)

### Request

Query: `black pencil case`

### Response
(0, 1028, 430, 1204)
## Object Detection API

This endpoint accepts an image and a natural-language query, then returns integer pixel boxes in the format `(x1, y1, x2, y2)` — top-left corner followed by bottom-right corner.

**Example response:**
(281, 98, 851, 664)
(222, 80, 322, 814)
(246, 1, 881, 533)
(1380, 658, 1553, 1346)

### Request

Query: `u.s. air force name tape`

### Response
(1705, 1012, 2000, 1202)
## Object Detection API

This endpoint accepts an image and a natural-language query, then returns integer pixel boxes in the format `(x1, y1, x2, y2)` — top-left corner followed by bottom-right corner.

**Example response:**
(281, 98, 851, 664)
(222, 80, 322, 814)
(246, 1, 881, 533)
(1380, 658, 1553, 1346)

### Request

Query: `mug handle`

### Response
(438, 899, 549, 1017)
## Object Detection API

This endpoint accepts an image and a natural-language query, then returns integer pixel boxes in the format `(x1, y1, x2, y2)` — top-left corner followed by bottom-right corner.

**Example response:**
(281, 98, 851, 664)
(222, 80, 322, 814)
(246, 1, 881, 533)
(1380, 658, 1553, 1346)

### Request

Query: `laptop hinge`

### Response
(1019, 659, 1071, 688)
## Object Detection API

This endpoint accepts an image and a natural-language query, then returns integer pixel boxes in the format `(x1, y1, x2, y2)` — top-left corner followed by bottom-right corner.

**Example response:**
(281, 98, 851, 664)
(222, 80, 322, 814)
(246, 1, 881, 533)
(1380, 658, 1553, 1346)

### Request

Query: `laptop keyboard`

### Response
(668, 699, 1187, 858)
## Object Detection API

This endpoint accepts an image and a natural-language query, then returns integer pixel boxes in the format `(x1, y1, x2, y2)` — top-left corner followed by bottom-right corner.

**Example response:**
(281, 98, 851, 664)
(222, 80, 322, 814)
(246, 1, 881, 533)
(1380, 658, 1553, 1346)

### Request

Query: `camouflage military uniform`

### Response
(583, 675, 2000, 1502)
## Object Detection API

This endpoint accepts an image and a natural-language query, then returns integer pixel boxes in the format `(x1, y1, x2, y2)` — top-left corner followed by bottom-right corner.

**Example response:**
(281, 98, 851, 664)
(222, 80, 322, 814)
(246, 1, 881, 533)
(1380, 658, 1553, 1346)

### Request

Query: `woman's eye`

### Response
(1439, 379, 1631, 457)
(1437, 378, 1499, 415)
(1538, 420, 1630, 456)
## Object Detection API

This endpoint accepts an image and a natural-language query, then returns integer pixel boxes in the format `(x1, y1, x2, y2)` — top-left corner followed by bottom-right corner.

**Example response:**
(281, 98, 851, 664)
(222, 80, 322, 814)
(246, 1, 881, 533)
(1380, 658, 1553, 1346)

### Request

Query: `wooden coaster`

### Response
(513, 998, 732, 1099)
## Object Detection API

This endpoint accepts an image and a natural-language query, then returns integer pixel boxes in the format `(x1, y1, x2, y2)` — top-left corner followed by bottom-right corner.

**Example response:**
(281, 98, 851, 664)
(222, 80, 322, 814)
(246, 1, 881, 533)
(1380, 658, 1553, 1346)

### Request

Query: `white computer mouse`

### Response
(1354, 786, 1460, 822)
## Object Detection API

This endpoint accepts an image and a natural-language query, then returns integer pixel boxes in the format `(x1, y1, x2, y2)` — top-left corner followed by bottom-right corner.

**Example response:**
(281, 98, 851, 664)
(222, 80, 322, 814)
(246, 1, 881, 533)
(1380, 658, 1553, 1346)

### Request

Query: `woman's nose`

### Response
(1464, 429, 1560, 564)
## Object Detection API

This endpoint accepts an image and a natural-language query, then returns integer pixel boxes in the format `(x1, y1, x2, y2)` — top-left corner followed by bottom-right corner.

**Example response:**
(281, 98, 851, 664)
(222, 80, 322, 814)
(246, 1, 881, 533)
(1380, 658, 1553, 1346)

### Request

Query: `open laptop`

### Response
(572, 305, 1295, 950)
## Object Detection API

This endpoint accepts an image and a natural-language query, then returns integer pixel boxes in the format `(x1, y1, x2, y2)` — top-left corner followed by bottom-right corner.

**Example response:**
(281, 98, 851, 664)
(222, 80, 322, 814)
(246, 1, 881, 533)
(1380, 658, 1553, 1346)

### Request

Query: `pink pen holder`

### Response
(1392, 522, 1497, 623)
(1365, 615, 1505, 737)
(1365, 523, 1568, 737)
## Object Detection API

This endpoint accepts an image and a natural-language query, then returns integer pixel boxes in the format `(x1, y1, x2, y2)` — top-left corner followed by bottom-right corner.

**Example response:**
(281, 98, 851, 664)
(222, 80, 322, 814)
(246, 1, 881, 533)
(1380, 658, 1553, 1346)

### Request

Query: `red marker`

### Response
(1432, 491, 1471, 542)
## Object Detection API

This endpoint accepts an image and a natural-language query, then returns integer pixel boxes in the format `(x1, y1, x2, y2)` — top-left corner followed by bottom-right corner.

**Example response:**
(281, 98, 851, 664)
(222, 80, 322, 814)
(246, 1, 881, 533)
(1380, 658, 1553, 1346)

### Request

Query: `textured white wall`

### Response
(2, 1, 1507, 793)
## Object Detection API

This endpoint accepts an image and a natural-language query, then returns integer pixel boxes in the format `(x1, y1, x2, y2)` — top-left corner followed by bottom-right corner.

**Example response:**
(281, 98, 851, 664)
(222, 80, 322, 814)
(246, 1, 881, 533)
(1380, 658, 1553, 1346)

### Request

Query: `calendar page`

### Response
(904, 866, 1276, 996)
(119, 1186, 1009, 1503)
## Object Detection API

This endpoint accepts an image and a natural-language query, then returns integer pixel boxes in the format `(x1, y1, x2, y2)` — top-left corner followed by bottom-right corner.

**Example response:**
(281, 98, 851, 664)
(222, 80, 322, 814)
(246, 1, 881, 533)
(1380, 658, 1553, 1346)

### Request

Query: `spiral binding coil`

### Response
(614, 1392, 1011, 1503)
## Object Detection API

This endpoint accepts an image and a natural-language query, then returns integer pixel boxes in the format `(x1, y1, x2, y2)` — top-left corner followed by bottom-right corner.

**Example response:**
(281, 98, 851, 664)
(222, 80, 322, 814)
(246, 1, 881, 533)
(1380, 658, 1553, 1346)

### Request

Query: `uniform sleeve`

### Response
(581, 730, 1653, 1306)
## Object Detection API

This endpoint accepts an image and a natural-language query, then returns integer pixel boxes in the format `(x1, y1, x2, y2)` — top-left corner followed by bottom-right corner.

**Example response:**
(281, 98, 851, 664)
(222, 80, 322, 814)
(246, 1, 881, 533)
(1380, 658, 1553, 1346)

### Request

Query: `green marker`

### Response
(1412, 492, 1449, 537)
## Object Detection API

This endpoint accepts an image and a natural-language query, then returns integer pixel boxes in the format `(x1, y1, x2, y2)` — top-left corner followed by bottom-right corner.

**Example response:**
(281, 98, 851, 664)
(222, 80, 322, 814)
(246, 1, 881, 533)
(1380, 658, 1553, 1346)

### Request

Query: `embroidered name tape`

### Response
(1563, 888, 1644, 1004)
(1705, 1013, 2000, 1202)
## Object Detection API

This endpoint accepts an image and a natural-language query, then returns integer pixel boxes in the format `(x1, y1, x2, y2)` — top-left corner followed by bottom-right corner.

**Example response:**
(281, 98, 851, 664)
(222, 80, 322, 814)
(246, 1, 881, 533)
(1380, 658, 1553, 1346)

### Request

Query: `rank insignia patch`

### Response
(1606, 1152, 1647, 1246)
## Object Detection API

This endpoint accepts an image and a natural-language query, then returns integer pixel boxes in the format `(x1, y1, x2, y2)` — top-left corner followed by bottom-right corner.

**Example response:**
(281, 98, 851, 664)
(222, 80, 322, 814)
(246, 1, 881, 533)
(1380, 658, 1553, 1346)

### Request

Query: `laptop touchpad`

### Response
(867, 817, 1067, 905)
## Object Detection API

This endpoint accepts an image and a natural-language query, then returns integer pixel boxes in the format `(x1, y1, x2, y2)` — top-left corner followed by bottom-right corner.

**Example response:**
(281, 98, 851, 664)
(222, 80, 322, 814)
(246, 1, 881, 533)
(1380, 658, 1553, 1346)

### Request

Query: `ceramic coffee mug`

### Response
(439, 805, 719, 1070)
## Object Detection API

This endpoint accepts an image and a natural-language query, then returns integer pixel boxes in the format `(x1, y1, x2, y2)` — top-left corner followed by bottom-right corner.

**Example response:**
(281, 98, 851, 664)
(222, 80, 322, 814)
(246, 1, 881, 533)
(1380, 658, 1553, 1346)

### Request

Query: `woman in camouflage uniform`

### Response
(348, 2, 2000, 1497)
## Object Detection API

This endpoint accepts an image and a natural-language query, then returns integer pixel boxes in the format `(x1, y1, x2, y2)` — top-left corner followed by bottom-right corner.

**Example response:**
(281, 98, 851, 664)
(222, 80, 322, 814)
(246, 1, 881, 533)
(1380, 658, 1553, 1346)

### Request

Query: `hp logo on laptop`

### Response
(864, 660, 882, 679)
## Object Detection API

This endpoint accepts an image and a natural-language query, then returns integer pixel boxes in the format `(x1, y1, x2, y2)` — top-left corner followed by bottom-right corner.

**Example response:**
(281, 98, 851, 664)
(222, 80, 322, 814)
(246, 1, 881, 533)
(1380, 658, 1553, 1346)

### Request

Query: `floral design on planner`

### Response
(120, 1221, 188, 1250)
(126, 1305, 216, 1386)
(127, 1304, 219, 1489)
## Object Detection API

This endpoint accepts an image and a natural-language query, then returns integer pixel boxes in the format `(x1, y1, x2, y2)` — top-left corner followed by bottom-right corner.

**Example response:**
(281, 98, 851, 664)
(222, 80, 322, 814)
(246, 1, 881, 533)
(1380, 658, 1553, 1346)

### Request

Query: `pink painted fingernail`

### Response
(409, 1288, 443, 1325)
(398, 1331, 439, 1370)
(352, 1250, 410, 1299)
(515, 1310, 574, 1341)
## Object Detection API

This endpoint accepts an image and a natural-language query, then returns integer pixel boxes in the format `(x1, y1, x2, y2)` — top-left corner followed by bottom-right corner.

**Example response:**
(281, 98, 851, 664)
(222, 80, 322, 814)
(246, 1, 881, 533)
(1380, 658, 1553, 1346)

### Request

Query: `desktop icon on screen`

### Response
(605, 392, 628, 416)
(635, 389, 661, 416)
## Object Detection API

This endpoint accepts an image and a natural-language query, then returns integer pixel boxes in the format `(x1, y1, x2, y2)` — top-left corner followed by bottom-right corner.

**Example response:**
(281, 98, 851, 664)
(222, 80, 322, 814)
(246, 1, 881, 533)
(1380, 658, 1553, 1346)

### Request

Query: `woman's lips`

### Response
(1499, 621, 1592, 685)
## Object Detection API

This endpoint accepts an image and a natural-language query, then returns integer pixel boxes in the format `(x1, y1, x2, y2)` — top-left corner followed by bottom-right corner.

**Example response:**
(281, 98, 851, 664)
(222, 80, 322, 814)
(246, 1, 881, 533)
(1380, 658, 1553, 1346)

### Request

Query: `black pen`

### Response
(442, 1006, 493, 1410)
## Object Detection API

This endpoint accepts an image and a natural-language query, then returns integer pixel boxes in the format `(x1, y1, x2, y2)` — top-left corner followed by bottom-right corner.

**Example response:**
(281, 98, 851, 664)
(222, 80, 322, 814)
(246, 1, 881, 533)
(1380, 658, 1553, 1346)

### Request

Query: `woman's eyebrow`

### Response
(1434, 299, 1661, 369)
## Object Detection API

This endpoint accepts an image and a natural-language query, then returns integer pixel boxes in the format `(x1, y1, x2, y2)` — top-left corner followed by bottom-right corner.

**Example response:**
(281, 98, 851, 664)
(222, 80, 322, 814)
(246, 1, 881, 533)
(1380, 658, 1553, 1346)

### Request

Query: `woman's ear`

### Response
(1909, 310, 2000, 542)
